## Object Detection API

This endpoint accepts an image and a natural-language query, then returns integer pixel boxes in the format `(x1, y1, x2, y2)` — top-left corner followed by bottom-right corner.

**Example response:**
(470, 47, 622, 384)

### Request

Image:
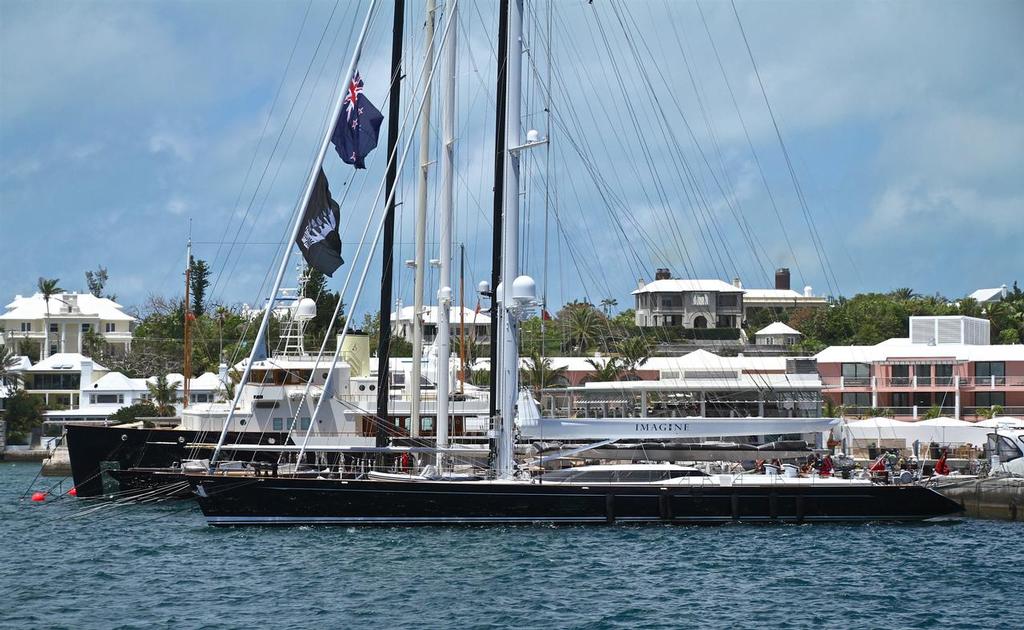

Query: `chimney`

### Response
(732, 277, 742, 289)
(775, 268, 791, 290)
(1001, 284, 1008, 299)
(655, 268, 671, 281)
(80, 358, 94, 388)
(637, 278, 646, 290)
(804, 285, 813, 297)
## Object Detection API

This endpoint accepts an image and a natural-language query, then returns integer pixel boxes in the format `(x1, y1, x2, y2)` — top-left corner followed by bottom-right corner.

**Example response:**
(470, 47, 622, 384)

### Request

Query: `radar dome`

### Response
(294, 297, 317, 320)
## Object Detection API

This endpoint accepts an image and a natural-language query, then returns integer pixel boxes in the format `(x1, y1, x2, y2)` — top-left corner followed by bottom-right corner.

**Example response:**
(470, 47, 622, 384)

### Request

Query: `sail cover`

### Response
(297, 168, 343, 276)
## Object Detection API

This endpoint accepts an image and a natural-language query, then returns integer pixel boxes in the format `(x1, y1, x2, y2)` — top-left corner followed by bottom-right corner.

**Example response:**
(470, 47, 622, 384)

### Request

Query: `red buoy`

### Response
(68, 487, 78, 497)
(31, 491, 46, 502)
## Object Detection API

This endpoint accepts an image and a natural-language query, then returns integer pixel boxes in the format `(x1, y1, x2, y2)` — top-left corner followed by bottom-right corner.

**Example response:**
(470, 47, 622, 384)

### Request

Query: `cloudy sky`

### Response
(1, 0, 1022, 318)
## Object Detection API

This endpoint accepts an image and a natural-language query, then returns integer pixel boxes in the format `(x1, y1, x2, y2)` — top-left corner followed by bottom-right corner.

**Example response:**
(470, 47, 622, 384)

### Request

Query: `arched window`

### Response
(693, 315, 708, 329)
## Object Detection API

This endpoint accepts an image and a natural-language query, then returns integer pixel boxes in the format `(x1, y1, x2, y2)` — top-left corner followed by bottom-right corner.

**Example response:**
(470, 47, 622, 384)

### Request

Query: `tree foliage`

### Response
(189, 258, 211, 317)
(3, 390, 44, 443)
(85, 266, 109, 298)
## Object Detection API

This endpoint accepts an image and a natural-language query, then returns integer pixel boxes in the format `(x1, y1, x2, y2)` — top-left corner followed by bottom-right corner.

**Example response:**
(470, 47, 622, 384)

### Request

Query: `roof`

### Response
(632, 279, 743, 295)
(570, 372, 821, 392)
(26, 353, 108, 372)
(1, 292, 135, 322)
(162, 372, 224, 391)
(390, 305, 491, 325)
(815, 340, 1024, 363)
(742, 289, 804, 299)
(86, 371, 146, 391)
(968, 287, 1005, 303)
(473, 349, 793, 374)
(755, 322, 802, 337)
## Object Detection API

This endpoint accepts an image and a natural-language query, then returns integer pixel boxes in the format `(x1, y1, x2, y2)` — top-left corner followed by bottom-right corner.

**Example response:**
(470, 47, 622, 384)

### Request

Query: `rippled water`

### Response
(2, 462, 1020, 629)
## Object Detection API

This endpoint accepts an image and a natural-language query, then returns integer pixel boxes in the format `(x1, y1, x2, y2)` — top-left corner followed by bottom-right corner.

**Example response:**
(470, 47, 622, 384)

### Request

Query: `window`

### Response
(912, 392, 932, 407)
(105, 323, 116, 333)
(81, 323, 91, 333)
(50, 323, 59, 333)
(272, 418, 284, 431)
(891, 392, 910, 408)
(976, 392, 1005, 407)
(842, 393, 871, 408)
(422, 416, 434, 431)
(842, 363, 870, 386)
(915, 364, 932, 386)
(691, 293, 709, 306)
(20, 322, 31, 332)
(976, 362, 1005, 377)
(190, 393, 211, 403)
(891, 365, 910, 385)
(717, 294, 738, 308)
(935, 364, 953, 385)
(300, 417, 311, 431)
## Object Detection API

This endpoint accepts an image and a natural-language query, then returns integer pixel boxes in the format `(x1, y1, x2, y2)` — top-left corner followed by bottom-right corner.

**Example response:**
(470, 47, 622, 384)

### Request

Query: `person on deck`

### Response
(934, 450, 951, 476)
(401, 450, 411, 473)
(819, 454, 834, 477)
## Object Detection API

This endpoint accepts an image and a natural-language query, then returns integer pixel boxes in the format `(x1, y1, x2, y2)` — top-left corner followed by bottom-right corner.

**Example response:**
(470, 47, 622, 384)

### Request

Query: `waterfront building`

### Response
(632, 267, 826, 330)
(0, 292, 135, 360)
(22, 353, 108, 409)
(816, 315, 1024, 419)
(390, 305, 491, 344)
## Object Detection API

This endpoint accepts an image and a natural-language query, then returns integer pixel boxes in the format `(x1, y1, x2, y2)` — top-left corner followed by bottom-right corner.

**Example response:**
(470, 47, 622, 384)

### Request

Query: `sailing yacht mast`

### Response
(183, 232, 192, 408)
(436, 0, 456, 466)
(210, 0, 380, 466)
(410, 0, 436, 438)
(495, 0, 524, 479)
(375, 0, 406, 447)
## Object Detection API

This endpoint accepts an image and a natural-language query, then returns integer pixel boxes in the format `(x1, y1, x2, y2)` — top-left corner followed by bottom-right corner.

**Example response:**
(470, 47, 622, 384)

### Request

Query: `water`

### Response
(2, 462, 1019, 629)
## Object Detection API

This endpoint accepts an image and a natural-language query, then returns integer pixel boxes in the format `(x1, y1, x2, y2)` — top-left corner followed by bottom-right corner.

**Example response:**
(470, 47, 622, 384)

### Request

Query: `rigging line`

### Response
(209, 0, 346, 301)
(601, 2, 735, 280)
(729, 0, 840, 296)
(208, 0, 315, 279)
(695, 0, 807, 287)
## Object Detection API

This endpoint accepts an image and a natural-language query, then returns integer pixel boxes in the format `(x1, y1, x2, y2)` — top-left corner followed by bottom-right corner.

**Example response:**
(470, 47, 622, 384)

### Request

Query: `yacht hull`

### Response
(65, 424, 292, 498)
(189, 476, 963, 526)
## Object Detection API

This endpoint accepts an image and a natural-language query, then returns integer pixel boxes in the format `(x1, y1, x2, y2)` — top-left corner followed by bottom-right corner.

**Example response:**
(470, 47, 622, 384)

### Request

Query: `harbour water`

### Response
(2, 462, 1020, 629)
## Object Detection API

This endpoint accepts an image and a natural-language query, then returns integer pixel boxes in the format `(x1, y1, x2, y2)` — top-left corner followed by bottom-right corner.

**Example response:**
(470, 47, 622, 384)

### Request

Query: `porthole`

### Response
(239, 419, 247, 426)
(369, 385, 376, 391)
(358, 385, 366, 391)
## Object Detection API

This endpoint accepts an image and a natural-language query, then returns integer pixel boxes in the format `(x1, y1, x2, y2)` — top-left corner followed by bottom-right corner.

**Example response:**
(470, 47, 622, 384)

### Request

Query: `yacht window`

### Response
(300, 417, 311, 431)
(272, 418, 284, 431)
(422, 417, 434, 431)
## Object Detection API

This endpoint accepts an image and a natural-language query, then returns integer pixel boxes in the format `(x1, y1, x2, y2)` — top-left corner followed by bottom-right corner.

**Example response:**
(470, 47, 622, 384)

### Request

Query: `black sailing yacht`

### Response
(184, 0, 961, 526)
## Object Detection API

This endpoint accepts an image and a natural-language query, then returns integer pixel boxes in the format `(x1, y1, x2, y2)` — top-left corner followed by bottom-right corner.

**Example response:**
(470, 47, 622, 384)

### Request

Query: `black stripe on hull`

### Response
(190, 476, 963, 526)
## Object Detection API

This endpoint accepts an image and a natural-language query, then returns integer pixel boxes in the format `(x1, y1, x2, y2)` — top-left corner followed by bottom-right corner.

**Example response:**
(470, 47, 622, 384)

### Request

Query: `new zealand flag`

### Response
(331, 72, 384, 169)
(297, 168, 344, 276)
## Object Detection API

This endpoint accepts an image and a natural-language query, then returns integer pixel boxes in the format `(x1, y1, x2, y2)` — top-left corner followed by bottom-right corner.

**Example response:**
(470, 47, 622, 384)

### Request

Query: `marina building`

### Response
(0, 292, 135, 360)
(816, 315, 1024, 420)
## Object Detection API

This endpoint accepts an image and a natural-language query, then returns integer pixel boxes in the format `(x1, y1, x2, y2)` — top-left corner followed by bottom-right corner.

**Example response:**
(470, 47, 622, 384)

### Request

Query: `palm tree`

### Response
(599, 297, 618, 316)
(889, 288, 919, 301)
(146, 375, 180, 416)
(584, 357, 622, 382)
(520, 352, 567, 394)
(562, 303, 603, 354)
(615, 336, 651, 377)
(37, 277, 63, 359)
(0, 345, 24, 389)
(977, 405, 1004, 419)
(922, 405, 943, 420)
(822, 399, 849, 418)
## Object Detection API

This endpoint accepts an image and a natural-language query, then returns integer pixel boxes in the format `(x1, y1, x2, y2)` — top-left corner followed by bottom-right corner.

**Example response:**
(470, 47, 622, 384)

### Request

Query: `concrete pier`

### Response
(934, 477, 1024, 522)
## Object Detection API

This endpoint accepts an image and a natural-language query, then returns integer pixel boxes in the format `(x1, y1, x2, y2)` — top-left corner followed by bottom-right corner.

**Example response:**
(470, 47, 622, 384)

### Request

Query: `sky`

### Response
(1, 0, 1022, 320)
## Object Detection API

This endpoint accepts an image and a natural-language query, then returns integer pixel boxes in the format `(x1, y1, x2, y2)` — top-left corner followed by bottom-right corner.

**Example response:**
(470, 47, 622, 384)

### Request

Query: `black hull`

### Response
(65, 424, 292, 498)
(190, 476, 963, 526)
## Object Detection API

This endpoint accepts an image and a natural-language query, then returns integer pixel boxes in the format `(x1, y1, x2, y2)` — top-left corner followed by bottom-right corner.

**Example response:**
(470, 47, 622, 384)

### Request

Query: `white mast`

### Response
(495, 0, 524, 479)
(436, 0, 457, 467)
(209, 0, 380, 466)
(410, 0, 436, 439)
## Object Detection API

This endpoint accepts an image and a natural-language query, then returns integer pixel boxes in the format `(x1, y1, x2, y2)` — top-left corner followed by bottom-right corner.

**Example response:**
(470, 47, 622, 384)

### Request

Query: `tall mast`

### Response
(375, 0, 406, 447)
(495, 0, 523, 479)
(488, 0, 510, 470)
(459, 243, 466, 395)
(183, 228, 192, 409)
(436, 0, 457, 466)
(410, 0, 436, 439)
(210, 0, 380, 466)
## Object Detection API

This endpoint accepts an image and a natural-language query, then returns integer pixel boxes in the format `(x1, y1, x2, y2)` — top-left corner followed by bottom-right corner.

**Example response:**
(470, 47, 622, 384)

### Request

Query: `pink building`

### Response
(815, 316, 1024, 419)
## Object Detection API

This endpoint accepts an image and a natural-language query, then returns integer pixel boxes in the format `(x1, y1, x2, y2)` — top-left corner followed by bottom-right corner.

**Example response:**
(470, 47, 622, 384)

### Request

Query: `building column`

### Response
(60, 323, 66, 353)
(954, 380, 961, 419)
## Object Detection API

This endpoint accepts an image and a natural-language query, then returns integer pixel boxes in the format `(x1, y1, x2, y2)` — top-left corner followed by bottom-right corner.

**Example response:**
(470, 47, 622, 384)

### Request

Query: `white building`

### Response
(754, 322, 803, 346)
(23, 353, 108, 409)
(968, 285, 1009, 304)
(0, 292, 135, 359)
(390, 305, 491, 344)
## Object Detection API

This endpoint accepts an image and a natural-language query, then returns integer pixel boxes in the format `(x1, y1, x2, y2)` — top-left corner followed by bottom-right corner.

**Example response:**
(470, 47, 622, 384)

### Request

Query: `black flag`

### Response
(331, 72, 384, 169)
(297, 168, 343, 276)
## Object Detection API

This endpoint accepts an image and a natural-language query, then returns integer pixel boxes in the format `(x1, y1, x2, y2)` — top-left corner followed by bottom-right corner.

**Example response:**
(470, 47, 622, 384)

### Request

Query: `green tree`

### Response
(469, 369, 490, 387)
(85, 266, 109, 298)
(977, 405, 1004, 419)
(303, 267, 344, 349)
(520, 352, 568, 394)
(146, 375, 180, 416)
(615, 336, 651, 376)
(3, 390, 44, 443)
(922, 405, 943, 420)
(822, 399, 849, 418)
(599, 297, 618, 316)
(560, 301, 606, 354)
(109, 401, 161, 423)
(37, 277, 63, 358)
(189, 258, 211, 317)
